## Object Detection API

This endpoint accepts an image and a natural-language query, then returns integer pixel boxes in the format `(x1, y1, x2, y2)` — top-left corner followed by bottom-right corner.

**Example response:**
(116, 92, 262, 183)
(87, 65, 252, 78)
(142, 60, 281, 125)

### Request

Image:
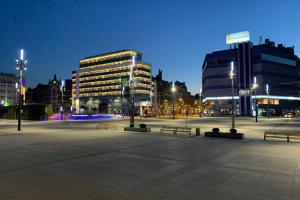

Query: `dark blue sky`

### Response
(1, 0, 300, 93)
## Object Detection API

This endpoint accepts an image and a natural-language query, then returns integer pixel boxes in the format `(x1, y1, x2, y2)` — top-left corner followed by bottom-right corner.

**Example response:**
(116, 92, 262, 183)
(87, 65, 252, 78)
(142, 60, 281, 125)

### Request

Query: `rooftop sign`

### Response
(226, 31, 250, 44)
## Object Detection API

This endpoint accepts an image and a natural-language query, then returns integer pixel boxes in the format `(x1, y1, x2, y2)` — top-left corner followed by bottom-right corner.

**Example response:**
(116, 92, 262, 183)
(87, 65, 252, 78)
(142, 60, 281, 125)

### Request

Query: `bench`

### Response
(264, 130, 300, 142)
(96, 122, 118, 130)
(160, 127, 192, 135)
(176, 127, 192, 135)
(160, 127, 177, 134)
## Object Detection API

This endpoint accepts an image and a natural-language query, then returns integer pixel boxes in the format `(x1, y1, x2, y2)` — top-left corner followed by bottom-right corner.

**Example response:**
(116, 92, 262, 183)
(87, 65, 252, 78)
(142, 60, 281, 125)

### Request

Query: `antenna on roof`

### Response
(259, 36, 262, 44)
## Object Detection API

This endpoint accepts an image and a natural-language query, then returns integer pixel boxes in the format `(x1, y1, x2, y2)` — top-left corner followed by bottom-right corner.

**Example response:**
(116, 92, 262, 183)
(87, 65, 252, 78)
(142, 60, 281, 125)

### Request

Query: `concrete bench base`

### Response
(204, 132, 244, 139)
(124, 127, 151, 132)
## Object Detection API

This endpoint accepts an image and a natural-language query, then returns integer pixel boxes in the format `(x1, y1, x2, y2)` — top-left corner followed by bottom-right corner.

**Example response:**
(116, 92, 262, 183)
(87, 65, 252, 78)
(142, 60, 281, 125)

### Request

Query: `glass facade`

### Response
(202, 40, 300, 116)
(72, 50, 152, 113)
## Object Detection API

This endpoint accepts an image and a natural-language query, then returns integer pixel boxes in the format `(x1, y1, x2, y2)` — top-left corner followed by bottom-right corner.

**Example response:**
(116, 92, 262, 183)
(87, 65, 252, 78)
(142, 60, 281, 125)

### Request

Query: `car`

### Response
(284, 113, 294, 118)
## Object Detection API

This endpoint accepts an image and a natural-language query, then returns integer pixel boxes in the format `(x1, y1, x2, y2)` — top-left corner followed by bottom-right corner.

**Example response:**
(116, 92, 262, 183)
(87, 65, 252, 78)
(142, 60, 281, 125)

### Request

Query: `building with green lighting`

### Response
(0, 72, 19, 107)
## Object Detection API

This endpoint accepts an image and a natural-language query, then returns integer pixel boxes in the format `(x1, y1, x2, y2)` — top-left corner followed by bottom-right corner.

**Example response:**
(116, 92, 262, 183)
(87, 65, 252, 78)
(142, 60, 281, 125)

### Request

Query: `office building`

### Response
(202, 39, 300, 116)
(72, 50, 152, 114)
(0, 72, 19, 106)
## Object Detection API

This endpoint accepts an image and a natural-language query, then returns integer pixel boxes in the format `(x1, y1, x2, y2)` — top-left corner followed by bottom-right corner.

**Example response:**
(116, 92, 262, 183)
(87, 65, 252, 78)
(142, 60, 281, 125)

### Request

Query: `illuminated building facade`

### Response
(72, 50, 152, 114)
(202, 39, 300, 116)
(0, 72, 19, 107)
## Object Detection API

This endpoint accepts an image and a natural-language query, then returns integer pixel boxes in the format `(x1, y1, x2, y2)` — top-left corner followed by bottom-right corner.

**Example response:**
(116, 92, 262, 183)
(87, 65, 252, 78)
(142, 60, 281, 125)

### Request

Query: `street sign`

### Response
(239, 89, 251, 96)
(226, 31, 250, 44)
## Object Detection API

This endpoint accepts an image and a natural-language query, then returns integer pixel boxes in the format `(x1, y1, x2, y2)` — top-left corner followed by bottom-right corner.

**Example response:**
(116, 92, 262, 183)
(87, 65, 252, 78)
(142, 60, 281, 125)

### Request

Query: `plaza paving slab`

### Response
(0, 117, 300, 200)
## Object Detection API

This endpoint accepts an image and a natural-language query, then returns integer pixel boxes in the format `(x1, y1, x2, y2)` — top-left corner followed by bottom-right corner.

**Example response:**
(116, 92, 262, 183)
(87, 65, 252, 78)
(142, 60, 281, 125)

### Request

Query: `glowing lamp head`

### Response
(230, 61, 234, 71)
(266, 84, 270, 94)
(132, 55, 136, 66)
(20, 49, 24, 61)
(252, 77, 258, 89)
(171, 82, 176, 93)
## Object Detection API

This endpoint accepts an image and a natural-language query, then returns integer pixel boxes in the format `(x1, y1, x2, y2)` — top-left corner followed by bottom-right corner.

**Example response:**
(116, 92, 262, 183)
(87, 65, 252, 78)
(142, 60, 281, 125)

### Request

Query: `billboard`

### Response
(226, 31, 250, 44)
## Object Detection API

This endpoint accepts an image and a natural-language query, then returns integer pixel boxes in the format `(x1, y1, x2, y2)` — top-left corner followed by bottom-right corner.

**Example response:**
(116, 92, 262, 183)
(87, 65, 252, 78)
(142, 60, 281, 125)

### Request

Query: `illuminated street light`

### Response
(60, 80, 65, 120)
(129, 55, 136, 127)
(171, 82, 176, 120)
(266, 84, 270, 119)
(229, 61, 236, 129)
(252, 76, 259, 122)
(15, 49, 28, 131)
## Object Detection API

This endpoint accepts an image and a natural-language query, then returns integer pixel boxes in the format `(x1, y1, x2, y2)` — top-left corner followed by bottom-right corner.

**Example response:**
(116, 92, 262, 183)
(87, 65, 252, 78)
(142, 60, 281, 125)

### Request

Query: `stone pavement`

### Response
(0, 120, 300, 199)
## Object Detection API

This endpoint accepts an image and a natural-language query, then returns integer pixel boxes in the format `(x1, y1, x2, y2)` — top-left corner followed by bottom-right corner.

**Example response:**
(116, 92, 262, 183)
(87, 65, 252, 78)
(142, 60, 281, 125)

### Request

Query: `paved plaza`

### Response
(0, 117, 300, 200)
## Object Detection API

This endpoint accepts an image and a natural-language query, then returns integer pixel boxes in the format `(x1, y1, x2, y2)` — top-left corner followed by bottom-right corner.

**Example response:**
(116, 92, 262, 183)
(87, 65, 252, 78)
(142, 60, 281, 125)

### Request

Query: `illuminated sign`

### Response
(226, 31, 250, 44)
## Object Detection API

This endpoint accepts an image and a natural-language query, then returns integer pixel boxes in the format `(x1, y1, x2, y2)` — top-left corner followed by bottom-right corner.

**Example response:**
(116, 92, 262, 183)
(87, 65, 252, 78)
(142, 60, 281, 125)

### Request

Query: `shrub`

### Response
(212, 128, 220, 133)
(139, 124, 146, 128)
(229, 128, 237, 134)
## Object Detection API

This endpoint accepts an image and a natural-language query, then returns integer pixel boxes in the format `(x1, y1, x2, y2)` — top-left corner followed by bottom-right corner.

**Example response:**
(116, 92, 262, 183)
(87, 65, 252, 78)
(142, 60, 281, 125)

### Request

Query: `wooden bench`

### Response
(160, 127, 192, 135)
(160, 127, 177, 134)
(96, 122, 118, 130)
(264, 130, 300, 142)
(176, 127, 192, 135)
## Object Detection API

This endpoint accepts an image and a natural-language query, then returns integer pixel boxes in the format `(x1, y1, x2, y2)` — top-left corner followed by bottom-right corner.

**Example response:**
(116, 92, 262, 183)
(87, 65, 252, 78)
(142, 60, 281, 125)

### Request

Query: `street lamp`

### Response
(129, 55, 136, 127)
(252, 77, 259, 122)
(229, 61, 236, 129)
(60, 80, 65, 120)
(171, 82, 176, 120)
(266, 84, 270, 119)
(16, 49, 28, 131)
(199, 88, 202, 117)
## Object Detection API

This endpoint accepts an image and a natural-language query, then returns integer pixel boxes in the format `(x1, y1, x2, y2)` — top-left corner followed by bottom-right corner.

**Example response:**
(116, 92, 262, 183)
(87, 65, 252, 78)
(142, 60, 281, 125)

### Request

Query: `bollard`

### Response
(196, 128, 200, 136)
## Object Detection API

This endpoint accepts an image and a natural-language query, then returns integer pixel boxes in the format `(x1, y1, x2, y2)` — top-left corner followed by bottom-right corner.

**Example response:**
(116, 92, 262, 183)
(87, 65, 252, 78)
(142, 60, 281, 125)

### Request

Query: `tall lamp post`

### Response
(229, 61, 236, 129)
(252, 77, 258, 122)
(60, 80, 65, 120)
(199, 88, 202, 117)
(129, 55, 136, 127)
(266, 84, 270, 119)
(171, 82, 176, 120)
(16, 49, 28, 131)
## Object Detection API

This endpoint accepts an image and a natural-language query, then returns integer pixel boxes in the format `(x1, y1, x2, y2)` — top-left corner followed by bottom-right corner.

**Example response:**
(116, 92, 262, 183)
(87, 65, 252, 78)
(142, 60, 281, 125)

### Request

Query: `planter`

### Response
(124, 127, 151, 132)
(204, 132, 244, 139)
(139, 124, 147, 128)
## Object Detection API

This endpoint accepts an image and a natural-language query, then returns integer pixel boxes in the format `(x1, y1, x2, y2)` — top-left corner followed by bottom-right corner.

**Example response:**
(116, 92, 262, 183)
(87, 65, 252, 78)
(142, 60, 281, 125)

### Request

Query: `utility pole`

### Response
(16, 49, 28, 131)
(229, 61, 236, 129)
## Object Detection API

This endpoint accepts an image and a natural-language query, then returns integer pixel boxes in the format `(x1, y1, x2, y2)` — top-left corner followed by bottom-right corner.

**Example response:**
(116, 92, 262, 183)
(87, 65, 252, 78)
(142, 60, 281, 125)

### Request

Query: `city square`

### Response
(0, 117, 300, 200)
(1, 1, 300, 199)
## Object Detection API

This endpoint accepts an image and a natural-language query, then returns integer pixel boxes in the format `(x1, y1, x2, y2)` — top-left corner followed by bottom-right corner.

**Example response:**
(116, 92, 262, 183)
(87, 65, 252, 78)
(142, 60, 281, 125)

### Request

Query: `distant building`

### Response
(202, 39, 300, 116)
(0, 72, 19, 107)
(152, 70, 195, 116)
(72, 50, 152, 114)
(26, 75, 72, 113)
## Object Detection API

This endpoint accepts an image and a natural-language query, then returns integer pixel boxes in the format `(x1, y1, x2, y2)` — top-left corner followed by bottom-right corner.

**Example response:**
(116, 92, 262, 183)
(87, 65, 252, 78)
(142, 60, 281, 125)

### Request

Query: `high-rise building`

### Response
(72, 50, 152, 114)
(202, 39, 300, 116)
(0, 72, 19, 107)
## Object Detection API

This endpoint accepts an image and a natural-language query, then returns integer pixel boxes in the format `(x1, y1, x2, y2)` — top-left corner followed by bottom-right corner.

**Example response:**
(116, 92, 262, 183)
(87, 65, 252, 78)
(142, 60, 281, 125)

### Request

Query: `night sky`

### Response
(1, 0, 300, 93)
